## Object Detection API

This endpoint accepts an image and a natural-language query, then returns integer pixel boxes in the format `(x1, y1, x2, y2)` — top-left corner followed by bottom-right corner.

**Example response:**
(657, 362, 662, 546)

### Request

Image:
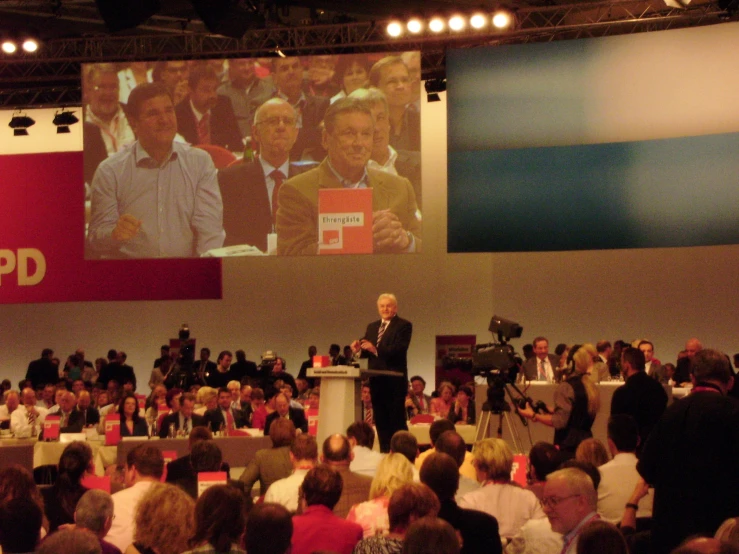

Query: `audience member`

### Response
(204, 387, 246, 432)
(74, 489, 122, 554)
(638, 340, 667, 383)
(239, 417, 295, 496)
(265, 433, 318, 512)
(432, 430, 480, 499)
(159, 392, 204, 438)
(0, 498, 43, 554)
(291, 466, 363, 554)
(244, 503, 293, 554)
(118, 392, 148, 437)
(38, 528, 102, 554)
(361, 383, 374, 425)
(25, 348, 57, 390)
(0, 465, 46, 535)
(41, 441, 93, 531)
(264, 392, 308, 435)
(104, 444, 165, 551)
(321, 433, 373, 518)
(458, 438, 545, 540)
(405, 375, 432, 416)
(598, 414, 653, 523)
(172, 440, 232, 499)
(638, 349, 739, 554)
(183, 484, 247, 554)
(347, 453, 415, 538)
(575, 521, 629, 554)
(166, 426, 213, 483)
(390, 430, 419, 476)
(77, 390, 100, 427)
(125, 482, 195, 554)
(347, 420, 385, 477)
(401, 516, 460, 554)
(447, 384, 476, 425)
(354, 482, 441, 554)
(575, 438, 609, 468)
(540, 468, 599, 554)
(430, 382, 455, 418)
(420, 452, 502, 554)
(243, 387, 267, 429)
(10, 387, 47, 438)
(611, 346, 668, 456)
(525, 442, 563, 501)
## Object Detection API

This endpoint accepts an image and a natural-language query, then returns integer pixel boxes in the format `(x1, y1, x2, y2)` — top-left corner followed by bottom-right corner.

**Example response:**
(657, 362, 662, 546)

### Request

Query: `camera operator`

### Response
(516, 345, 601, 458)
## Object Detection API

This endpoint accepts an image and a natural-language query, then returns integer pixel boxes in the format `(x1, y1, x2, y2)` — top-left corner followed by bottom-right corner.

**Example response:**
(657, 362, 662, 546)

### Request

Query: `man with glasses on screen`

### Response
(87, 82, 225, 259)
(275, 97, 422, 255)
(218, 98, 302, 253)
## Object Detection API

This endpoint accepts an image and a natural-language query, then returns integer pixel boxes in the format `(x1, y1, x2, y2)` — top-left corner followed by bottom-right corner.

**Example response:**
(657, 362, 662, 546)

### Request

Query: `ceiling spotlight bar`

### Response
(386, 11, 517, 38)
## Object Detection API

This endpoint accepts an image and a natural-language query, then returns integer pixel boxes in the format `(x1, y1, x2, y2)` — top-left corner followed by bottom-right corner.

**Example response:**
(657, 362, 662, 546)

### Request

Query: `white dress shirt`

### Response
(597, 452, 653, 523)
(350, 446, 385, 478)
(104, 480, 157, 551)
(264, 468, 310, 512)
(10, 405, 48, 438)
(506, 517, 563, 554)
(458, 482, 546, 539)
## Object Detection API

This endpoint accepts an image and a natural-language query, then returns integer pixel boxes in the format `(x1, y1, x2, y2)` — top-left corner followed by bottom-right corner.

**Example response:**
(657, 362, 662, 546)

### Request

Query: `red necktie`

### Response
(226, 409, 235, 430)
(365, 406, 373, 425)
(270, 169, 285, 225)
(197, 112, 211, 144)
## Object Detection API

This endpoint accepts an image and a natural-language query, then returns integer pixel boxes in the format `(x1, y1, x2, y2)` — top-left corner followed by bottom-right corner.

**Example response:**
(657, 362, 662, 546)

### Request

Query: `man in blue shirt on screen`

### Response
(87, 82, 224, 259)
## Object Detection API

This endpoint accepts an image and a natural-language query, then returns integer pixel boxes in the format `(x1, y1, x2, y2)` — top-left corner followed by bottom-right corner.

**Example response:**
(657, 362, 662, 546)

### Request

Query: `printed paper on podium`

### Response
(318, 188, 373, 254)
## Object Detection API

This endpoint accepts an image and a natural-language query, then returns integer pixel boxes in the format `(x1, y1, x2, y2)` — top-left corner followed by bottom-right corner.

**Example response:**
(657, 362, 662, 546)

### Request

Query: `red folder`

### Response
(510, 454, 528, 487)
(306, 408, 319, 437)
(81, 475, 111, 493)
(42, 415, 60, 441)
(104, 414, 121, 446)
(197, 471, 227, 496)
(312, 355, 331, 368)
(317, 188, 373, 254)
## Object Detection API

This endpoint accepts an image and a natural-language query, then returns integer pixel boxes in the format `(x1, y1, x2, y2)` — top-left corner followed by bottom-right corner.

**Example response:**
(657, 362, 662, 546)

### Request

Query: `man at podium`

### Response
(351, 293, 412, 452)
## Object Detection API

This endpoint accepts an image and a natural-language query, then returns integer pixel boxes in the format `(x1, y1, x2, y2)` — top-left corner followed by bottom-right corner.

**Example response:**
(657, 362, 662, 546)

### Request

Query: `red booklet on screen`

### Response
(42, 415, 60, 441)
(510, 454, 528, 487)
(318, 188, 373, 254)
(104, 414, 121, 446)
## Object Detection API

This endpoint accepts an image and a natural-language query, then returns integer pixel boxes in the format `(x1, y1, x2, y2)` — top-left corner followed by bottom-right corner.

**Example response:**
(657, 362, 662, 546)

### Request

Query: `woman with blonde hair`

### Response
(195, 386, 218, 416)
(125, 482, 195, 554)
(430, 382, 455, 419)
(457, 438, 544, 540)
(518, 344, 601, 457)
(347, 453, 415, 538)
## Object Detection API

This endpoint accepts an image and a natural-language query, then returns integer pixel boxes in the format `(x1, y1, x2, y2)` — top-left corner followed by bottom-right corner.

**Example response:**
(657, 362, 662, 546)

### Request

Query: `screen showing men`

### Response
(82, 53, 422, 259)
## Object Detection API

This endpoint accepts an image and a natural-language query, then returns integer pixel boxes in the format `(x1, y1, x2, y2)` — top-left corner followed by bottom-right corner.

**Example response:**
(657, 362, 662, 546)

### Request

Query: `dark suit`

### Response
(646, 361, 668, 384)
(25, 357, 58, 389)
(158, 412, 206, 439)
(638, 389, 739, 554)
(611, 370, 668, 457)
(76, 406, 100, 427)
(166, 453, 233, 487)
(192, 360, 217, 386)
(264, 408, 308, 435)
(58, 409, 85, 433)
(204, 406, 245, 432)
(218, 160, 310, 252)
(119, 418, 149, 437)
(286, 94, 329, 161)
(175, 96, 244, 152)
(361, 314, 412, 452)
(523, 354, 560, 381)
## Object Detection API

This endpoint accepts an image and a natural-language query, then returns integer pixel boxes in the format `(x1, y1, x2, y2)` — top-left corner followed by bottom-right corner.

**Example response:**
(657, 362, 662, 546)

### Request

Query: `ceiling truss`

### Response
(0, 0, 732, 108)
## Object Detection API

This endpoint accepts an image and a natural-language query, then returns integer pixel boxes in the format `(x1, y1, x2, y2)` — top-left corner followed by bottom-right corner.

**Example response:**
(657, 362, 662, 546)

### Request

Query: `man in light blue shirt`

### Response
(87, 82, 224, 259)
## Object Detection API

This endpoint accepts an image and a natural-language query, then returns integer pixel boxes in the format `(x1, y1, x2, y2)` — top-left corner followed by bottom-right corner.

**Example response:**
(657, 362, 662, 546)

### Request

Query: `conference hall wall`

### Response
(2, 23, 738, 390)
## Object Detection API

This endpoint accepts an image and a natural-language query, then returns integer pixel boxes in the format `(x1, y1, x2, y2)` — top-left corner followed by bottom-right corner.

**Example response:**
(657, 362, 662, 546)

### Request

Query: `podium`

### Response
(307, 365, 404, 448)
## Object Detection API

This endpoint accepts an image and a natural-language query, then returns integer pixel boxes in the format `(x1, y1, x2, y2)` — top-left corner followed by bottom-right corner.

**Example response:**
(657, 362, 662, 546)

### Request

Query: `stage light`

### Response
(424, 78, 446, 102)
(492, 10, 513, 29)
(8, 111, 35, 136)
(2, 40, 16, 54)
(275, 46, 286, 58)
(53, 110, 79, 134)
(448, 15, 465, 31)
(429, 17, 445, 33)
(470, 13, 487, 29)
(22, 39, 38, 53)
(407, 18, 423, 34)
(387, 21, 403, 37)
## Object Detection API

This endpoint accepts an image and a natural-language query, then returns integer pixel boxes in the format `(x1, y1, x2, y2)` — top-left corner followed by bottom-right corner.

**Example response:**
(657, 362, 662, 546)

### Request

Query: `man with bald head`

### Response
(76, 390, 100, 427)
(540, 468, 599, 554)
(321, 434, 372, 518)
(0, 390, 20, 424)
(56, 391, 85, 433)
(219, 98, 306, 253)
(10, 388, 48, 438)
(675, 338, 704, 385)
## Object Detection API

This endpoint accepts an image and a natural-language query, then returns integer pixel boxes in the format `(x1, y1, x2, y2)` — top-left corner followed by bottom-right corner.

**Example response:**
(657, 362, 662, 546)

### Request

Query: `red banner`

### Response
(0, 152, 221, 303)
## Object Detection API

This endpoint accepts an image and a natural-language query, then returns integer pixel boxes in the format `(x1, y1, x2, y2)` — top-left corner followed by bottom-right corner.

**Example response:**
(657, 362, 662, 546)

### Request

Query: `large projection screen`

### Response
(447, 23, 739, 253)
(82, 53, 422, 259)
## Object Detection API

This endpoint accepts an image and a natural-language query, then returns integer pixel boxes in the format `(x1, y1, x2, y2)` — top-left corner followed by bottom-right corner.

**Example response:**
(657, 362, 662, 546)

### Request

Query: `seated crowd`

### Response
(1, 336, 738, 553)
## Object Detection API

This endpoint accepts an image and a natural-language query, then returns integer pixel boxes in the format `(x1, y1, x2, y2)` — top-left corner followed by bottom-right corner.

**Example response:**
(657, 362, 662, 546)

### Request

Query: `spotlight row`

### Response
(8, 110, 79, 136)
(1, 38, 41, 55)
(386, 10, 515, 37)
